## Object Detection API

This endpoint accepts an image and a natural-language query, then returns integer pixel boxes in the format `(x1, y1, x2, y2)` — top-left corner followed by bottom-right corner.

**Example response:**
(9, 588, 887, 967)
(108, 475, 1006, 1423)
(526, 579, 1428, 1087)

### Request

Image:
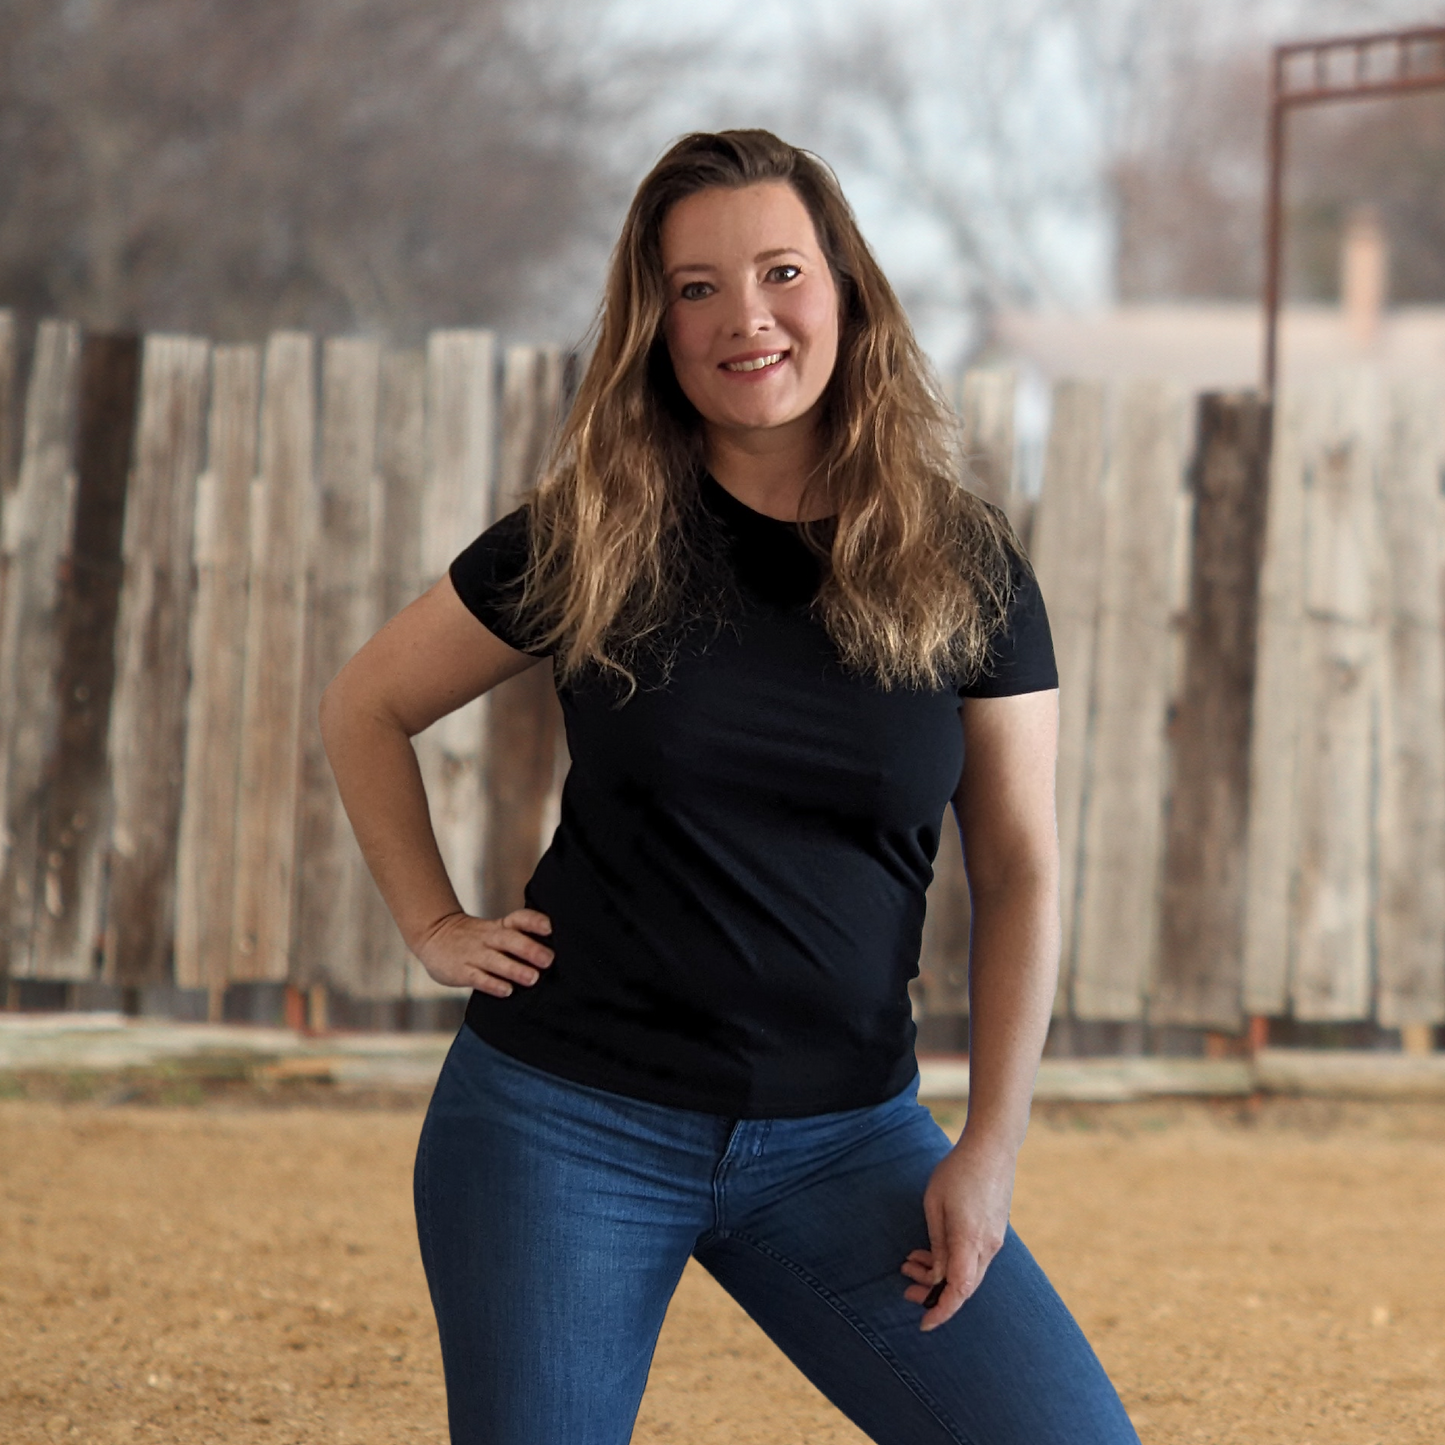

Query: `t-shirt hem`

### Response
(463, 1005, 919, 1120)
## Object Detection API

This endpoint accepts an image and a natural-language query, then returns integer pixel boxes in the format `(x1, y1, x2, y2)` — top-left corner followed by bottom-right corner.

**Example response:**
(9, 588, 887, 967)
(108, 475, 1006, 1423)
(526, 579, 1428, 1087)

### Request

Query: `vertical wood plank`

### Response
(958, 367, 1017, 518)
(0, 311, 17, 652)
(1026, 379, 1108, 1014)
(1374, 376, 1445, 1026)
(0, 320, 82, 978)
(483, 345, 565, 920)
(915, 367, 1018, 1023)
(340, 348, 429, 999)
(231, 333, 316, 983)
(173, 346, 260, 992)
(0, 310, 18, 502)
(1290, 373, 1378, 1021)
(1242, 384, 1311, 1016)
(28, 336, 141, 980)
(1072, 380, 1190, 1020)
(378, 350, 428, 624)
(104, 335, 211, 985)
(1153, 394, 1271, 1028)
(408, 330, 496, 997)
(292, 338, 384, 995)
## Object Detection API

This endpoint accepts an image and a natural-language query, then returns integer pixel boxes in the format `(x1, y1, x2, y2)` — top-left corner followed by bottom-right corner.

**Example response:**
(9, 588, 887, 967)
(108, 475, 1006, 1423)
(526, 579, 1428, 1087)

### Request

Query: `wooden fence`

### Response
(1, 313, 1442, 1041)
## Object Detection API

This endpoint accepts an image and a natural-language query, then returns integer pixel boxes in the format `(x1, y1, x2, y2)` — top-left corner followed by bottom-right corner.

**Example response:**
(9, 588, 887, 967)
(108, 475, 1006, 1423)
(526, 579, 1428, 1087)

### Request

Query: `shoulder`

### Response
(448, 507, 550, 655)
(957, 549, 1058, 700)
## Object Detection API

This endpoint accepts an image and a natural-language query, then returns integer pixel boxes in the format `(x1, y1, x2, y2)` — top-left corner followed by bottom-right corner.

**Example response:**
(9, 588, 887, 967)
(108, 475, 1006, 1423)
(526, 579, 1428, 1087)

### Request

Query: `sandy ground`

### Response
(2, 1088, 1443, 1445)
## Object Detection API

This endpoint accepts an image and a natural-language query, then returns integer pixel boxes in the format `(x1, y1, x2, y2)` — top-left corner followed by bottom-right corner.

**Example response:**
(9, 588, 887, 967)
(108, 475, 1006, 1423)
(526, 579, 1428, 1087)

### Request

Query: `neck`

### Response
(704, 415, 830, 522)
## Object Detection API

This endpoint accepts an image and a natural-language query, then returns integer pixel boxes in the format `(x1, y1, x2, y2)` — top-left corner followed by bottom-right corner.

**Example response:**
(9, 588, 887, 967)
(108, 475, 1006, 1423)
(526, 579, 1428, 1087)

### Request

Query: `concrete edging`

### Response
(3, 1017, 1445, 1099)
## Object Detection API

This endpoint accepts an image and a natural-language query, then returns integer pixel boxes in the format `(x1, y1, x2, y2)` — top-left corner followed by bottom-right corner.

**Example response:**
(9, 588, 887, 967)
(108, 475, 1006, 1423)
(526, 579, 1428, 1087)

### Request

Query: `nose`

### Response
(725, 276, 773, 338)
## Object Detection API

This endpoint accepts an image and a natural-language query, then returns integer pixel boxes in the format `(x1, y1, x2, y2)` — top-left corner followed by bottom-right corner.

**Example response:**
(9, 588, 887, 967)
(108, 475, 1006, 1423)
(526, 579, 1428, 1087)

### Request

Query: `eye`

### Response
(765, 264, 802, 283)
(678, 281, 714, 301)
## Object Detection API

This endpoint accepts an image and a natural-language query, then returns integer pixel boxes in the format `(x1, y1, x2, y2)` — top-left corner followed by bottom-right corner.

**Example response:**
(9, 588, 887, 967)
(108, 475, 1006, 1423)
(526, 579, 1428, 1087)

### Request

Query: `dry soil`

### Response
(2, 1090, 1443, 1444)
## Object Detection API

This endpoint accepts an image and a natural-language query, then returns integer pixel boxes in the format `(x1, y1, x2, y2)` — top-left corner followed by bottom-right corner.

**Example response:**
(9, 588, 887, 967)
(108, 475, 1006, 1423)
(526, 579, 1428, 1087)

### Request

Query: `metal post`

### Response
(1258, 24, 1445, 398)
(1261, 65, 1286, 401)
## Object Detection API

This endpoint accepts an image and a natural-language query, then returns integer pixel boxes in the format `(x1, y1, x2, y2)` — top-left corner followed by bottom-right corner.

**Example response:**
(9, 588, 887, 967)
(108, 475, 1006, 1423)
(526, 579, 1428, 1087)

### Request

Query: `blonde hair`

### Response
(521, 128, 1016, 692)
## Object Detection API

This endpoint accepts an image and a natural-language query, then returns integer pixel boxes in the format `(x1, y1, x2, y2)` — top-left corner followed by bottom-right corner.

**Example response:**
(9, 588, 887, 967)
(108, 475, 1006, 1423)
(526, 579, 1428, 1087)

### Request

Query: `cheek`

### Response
(795, 287, 840, 375)
(664, 307, 709, 376)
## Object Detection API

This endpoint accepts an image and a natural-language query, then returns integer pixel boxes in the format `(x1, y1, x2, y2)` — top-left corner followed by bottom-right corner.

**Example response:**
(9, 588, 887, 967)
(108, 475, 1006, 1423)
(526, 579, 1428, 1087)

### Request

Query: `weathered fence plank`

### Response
(1072, 381, 1189, 1020)
(104, 336, 211, 985)
(408, 330, 496, 996)
(174, 346, 260, 994)
(338, 348, 430, 999)
(28, 336, 141, 980)
(958, 367, 1016, 516)
(1242, 387, 1309, 1016)
(1153, 394, 1271, 1029)
(1291, 374, 1378, 1021)
(231, 333, 316, 983)
(0, 320, 82, 980)
(917, 368, 1023, 1022)
(1027, 380, 1107, 1014)
(0, 311, 16, 646)
(483, 345, 565, 921)
(0, 311, 17, 499)
(1373, 378, 1445, 1026)
(293, 338, 384, 995)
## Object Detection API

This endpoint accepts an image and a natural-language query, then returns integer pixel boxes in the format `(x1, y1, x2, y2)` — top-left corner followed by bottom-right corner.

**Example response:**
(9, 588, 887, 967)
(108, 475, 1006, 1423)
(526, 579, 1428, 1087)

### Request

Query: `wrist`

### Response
(405, 904, 468, 957)
(954, 1119, 1025, 1162)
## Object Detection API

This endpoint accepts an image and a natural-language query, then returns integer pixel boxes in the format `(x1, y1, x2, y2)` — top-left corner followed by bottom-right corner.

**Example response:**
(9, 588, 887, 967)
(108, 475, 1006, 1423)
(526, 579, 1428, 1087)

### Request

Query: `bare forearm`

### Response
(319, 696, 463, 954)
(962, 875, 1060, 1155)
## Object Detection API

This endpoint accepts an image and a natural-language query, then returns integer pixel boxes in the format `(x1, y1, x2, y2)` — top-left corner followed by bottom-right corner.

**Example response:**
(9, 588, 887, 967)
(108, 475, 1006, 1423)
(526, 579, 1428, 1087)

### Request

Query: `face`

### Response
(660, 181, 840, 444)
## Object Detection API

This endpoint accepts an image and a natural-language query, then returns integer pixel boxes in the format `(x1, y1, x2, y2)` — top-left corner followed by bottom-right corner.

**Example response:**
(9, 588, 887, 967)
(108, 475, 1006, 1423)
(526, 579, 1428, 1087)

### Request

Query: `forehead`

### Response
(660, 182, 821, 263)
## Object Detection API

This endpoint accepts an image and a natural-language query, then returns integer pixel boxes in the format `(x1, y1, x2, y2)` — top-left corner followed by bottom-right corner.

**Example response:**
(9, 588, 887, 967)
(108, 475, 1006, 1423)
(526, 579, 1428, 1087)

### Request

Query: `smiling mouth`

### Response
(721, 352, 786, 373)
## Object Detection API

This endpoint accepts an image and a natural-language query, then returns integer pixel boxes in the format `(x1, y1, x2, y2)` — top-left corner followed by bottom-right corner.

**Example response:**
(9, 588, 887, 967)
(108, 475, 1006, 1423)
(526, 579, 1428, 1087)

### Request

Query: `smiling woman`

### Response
(660, 182, 841, 485)
(319, 129, 1136, 1445)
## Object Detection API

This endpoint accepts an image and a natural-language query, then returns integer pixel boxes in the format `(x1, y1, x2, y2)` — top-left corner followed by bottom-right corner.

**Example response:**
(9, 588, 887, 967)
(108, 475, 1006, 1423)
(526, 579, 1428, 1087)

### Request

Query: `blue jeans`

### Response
(414, 1026, 1140, 1445)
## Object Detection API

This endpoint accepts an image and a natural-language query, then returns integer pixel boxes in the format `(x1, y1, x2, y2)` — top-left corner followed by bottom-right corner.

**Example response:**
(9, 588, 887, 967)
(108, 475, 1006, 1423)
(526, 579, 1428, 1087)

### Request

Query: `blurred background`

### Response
(4, 12, 1445, 1443)
(3, 0, 1445, 1044)
(3, 0, 1442, 369)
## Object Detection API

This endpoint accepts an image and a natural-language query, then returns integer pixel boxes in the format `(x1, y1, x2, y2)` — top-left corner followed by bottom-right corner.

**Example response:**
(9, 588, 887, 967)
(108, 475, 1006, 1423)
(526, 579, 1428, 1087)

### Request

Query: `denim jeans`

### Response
(414, 1026, 1140, 1445)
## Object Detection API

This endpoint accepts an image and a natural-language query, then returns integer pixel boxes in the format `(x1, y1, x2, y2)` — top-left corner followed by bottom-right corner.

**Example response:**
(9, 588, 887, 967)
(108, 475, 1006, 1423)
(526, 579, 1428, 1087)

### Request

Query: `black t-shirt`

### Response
(448, 473, 1057, 1117)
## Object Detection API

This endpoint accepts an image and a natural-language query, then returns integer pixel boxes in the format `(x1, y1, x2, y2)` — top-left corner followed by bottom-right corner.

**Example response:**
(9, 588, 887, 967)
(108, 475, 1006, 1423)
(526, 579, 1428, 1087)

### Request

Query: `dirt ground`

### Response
(2, 1087, 1443, 1445)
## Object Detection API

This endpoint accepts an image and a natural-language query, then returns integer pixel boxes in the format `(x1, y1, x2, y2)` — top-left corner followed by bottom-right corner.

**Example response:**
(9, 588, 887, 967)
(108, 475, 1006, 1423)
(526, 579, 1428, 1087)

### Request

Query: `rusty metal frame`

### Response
(1262, 24, 1445, 397)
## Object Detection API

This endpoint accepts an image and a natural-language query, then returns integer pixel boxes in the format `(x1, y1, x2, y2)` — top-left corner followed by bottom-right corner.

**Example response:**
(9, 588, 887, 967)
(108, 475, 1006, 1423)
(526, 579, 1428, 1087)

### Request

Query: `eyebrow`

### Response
(665, 247, 807, 280)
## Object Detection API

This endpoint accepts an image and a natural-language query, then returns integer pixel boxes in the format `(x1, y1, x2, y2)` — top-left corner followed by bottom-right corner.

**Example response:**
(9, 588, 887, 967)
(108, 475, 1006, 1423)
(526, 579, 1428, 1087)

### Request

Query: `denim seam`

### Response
(730, 1230, 976, 1445)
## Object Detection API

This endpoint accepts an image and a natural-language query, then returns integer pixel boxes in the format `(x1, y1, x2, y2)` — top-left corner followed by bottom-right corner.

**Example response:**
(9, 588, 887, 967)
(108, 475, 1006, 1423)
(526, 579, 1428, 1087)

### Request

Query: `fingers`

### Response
(902, 1234, 1002, 1331)
(489, 925, 555, 973)
(504, 908, 552, 937)
(419, 911, 555, 995)
(920, 1267, 973, 1332)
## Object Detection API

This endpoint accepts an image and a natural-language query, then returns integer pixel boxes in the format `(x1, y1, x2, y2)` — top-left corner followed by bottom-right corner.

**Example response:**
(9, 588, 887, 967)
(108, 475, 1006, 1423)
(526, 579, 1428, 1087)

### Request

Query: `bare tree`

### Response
(0, 0, 609, 344)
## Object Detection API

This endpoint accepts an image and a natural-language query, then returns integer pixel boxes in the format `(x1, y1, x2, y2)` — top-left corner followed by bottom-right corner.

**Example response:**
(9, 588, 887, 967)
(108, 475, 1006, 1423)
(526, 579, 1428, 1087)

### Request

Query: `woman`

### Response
(320, 129, 1139, 1445)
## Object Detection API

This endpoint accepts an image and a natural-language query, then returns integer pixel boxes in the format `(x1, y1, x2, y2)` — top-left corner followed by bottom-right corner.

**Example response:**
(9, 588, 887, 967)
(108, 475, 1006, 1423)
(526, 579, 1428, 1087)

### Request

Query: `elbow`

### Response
(319, 664, 411, 756)
(965, 853, 1059, 916)
(318, 665, 366, 756)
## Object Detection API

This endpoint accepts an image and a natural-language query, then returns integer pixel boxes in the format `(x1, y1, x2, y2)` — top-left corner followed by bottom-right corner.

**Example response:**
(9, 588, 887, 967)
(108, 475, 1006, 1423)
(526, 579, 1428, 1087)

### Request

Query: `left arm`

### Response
(901, 688, 1060, 1330)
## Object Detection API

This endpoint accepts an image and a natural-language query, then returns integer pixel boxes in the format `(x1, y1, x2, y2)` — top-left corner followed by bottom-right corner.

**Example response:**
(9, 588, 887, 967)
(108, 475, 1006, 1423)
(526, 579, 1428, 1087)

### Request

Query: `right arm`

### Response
(318, 575, 556, 996)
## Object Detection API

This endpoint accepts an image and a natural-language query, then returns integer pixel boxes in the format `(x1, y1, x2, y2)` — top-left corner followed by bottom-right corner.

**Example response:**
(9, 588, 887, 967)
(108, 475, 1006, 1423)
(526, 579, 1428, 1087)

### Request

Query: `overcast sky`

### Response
(524, 0, 1443, 363)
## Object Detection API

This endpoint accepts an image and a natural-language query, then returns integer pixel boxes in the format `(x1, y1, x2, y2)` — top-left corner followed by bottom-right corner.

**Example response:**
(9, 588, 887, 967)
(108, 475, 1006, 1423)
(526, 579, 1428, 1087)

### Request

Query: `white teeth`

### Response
(723, 353, 784, 372)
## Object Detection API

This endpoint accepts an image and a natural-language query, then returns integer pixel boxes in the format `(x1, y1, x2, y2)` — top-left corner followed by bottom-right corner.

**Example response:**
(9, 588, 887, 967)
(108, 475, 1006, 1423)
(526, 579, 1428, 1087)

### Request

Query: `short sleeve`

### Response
(958, 560, 1058, 699)
(448, 507, 552, 656)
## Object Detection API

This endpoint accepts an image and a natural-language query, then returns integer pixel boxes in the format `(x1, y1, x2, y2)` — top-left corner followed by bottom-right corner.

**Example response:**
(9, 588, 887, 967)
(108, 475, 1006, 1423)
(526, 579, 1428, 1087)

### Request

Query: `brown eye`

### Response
(765, 265, 801, 283)
(679, 281, 713, 301)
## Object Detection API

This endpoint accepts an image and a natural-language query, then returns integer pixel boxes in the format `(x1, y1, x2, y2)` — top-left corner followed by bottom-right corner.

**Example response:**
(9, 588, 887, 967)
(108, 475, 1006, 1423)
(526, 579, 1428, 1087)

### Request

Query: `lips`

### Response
(721, 351, 786, 373)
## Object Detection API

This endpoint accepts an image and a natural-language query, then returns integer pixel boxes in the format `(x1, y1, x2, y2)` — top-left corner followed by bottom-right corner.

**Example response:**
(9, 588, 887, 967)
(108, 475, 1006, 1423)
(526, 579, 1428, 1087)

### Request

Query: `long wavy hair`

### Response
(520, 128, 1017, 692)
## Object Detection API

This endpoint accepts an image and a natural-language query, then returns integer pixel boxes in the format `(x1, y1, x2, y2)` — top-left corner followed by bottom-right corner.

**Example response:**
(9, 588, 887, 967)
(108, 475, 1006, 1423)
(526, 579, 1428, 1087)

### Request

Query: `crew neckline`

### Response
(701, 471, 836, 527)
